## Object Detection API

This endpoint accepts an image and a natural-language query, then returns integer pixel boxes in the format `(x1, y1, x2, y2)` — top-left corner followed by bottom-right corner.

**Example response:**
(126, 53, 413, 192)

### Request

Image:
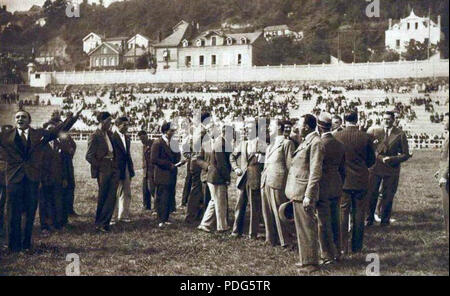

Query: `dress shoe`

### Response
(374, 214, 381, 223)
(230, 232, 241, 238)
(365, 220, 374, 227)
(96, 226, 108, 233)
(158, 223, 165, 228)
(122, 218, 131, 223)
(197, 225, 212, 233)
(320, 258, 335, 266)
(297, 264, 320, 274)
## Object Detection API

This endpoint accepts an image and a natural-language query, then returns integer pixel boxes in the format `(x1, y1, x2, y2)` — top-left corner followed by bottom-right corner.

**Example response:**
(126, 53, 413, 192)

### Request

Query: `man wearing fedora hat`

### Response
(285, 114, 324, 274)
(151, 121, 181, 228)
(317, 112, 346, 264)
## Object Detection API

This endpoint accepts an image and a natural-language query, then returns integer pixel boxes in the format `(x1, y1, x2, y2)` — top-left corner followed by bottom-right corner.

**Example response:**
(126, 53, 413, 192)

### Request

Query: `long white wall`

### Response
(30, 59, 449, 87)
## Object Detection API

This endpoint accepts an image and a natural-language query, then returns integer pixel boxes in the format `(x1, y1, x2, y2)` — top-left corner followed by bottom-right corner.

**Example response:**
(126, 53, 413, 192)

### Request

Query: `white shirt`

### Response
(19, 128, 29, 140)
(162, 135, 170, 146)
(117, 131, 127, 149)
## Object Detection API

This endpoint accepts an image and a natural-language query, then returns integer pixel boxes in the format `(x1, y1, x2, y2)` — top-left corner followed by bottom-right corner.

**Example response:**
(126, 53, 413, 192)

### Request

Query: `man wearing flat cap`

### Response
(151, 121, 181, 228)
(366, 110, 410, 226)
(317, 112, 346, 264)
(285, 114, 324, 274)
(86, 111, 119, 232)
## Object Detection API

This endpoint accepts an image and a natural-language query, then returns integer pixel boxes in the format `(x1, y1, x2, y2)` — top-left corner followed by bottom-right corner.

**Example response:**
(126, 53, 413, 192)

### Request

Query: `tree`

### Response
(370, 48, 400, 62)
(402, 40, 438, 61)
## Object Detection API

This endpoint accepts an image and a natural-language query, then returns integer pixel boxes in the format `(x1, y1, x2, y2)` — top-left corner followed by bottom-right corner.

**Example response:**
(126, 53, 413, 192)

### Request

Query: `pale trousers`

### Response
(114, 167, 132, 221)
(199, 183, 229, 231)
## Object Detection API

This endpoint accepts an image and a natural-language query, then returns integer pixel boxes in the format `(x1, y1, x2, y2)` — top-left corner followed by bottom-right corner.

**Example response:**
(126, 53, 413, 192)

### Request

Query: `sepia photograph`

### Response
(0, 0, 448, 283)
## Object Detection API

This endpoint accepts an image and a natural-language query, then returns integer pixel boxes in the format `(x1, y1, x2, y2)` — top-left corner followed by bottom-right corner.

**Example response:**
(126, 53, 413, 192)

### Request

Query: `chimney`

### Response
(438, 15, 441, 28)
(388, 18, 392, 30)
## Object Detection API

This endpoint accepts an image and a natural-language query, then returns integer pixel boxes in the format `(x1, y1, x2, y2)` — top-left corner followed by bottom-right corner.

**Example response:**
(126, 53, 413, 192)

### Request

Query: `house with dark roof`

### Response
(154, 20, 267, 69)
(263, 24, 303, 41)
(88, 42, 123, 69)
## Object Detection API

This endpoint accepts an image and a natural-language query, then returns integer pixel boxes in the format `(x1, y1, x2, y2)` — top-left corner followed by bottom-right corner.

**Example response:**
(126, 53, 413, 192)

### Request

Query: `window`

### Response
(211, 55, 216, 65)
(201, 39, 206, 46)
(211, 37, 217, 46)
(185, 56, 191, 67)
(237, 54, 242, 65)
(110, 57, 114, 66)
(226, 37, 233, 45)
(35, 74, 40, 79)
(199, 55, 204, 66)
(102, 47, 107, 54)
(396, 39, 400, 47)
(240, 37, 247, 44)
(424, 38, 429, 45)
(182, 40, 189, 47)
(407, 23, 410, 30)
(415, 22, 418, 29)
(103, 58, 107, 66)
(96, 58, 100, 66)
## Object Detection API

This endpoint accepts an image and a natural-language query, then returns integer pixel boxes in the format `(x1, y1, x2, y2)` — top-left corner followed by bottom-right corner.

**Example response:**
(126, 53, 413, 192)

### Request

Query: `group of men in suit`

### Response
(0, 104, 85, 252)
(174, 109, 416, 273)
(86, 112, 135, 232)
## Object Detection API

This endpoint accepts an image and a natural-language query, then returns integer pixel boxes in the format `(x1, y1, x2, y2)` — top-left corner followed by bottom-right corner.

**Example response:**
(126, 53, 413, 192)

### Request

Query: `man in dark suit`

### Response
(196, 123, 232, 233)
(366, 111, 410, 226)
(151, 122, 181, 228)
(39, 121, 69, 232)
(230, 119, 265, 239)
(0, 105, 83, 252)
(51, 112, 78, 217)
(59, 130, 77, 217)
(0, 125, 12, 238)
(331, 115, 344, 133)
(86, 112, 119, 233)
(111, 117, 135, 223)
(334, 110, 376, 254)
(285, 114, 324, 274)
(316, 113, 346, 264)
(138, 130, 154, 211)
(437, 114, 449, 237)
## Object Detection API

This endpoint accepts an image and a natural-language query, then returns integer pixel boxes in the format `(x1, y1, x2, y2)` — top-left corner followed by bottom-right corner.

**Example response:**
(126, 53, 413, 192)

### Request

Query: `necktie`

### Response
(384, 128, 389, 141)
(20, 129, 28, 148)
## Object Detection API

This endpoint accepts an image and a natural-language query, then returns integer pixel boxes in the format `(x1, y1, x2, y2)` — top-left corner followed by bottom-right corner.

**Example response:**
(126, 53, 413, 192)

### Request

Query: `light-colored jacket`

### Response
(261, 136, 295, 190)
(285, 132, 324, 202)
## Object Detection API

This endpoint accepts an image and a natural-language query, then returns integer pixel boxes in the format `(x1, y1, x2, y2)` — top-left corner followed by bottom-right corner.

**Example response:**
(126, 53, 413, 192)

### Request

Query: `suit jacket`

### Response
(60, 135, 76, 188)
(85, 129, 118, 179)
(196, 136, 232, 185)
(0, 146, 6, 186)
(334, 126, 376, 191)
(142, 138, 154, 180)
(440, 133, 449, 181)
(150, 137, 180, 185)
(41, 140, 67, 186)
(319, 133, 346, 200)
(368, 126, 410, 176)
(0, 115, 78, 184)
(112, 131, 135, 180)
(230, 138, 265, 190)
(261, 136, 294, 190)
(285, 132, 324, 202)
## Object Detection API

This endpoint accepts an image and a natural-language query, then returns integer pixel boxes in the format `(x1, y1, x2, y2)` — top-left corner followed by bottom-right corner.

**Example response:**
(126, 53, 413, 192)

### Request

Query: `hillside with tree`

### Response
(0, 0, 448, 71)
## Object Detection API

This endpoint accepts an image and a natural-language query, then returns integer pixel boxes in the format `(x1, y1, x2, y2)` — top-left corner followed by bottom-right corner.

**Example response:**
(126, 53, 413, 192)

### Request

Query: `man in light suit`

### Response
(366, 111, 410, 226)
(317, 113, 346, 264)
(196, 123, 232, 233)
(112, 117, 135, 223)
(86, 112, 119, 233)
(0, 105, 83, 251)
(335, 111, 376, 254)
(151, 122, 181, 228)
(285, 114, 324, 274)
(437, 114, 449, 237)
(230, 119, 265, 239)
(261, 120, 295, 247)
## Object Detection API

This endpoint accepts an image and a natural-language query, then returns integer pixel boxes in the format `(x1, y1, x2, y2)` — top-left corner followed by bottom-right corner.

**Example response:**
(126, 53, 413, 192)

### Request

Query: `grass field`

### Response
(0, 145, 448, 276)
